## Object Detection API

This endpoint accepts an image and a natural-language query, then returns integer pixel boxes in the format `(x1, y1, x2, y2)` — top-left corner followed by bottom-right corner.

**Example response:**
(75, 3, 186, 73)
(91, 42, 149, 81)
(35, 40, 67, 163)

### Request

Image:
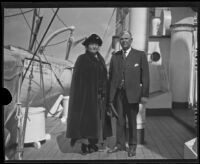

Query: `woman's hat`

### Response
(82, 34, 102, 46)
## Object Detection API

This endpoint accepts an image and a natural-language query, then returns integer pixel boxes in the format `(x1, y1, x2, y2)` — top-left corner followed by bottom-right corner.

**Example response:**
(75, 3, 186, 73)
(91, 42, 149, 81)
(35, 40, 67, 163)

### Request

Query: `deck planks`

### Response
(19, 116, 195, 160)
(144, 126, 164, 159)
(146, 117, 172, 159)
(151, 117, 182, 159)
(157, 117, 184, 158)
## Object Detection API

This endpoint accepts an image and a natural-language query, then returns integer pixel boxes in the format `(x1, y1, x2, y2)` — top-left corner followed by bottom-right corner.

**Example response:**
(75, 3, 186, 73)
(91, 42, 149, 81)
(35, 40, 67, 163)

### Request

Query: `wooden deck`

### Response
(21, 116, 195, 160)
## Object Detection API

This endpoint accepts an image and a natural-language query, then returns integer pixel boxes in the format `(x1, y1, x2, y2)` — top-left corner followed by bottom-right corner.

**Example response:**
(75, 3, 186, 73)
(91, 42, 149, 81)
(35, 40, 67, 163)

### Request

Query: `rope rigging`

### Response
(20, 8, 71, 70)
(7, 7, 128, 160)
(19, 7, 130, 78)
(102, 8, 116, 40)
(103, 8, 128, 64)
(15, 9, 59, 160)
(20, 8, 32, 31)
(20, 7, 72, 63)
(103, 8, 130, 57)
(105, 8, 130, 38)
(4, 9, 34, 18)
(16, 64, 34, 160)
(51, 8, 68, 28)
(22, 8, 60, 83)
(19, 7, 69, 117)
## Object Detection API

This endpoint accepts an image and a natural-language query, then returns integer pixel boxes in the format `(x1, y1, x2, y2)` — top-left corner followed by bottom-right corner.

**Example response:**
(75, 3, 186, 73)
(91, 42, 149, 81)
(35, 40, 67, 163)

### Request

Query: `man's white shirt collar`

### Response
(123, 47, 131, 57)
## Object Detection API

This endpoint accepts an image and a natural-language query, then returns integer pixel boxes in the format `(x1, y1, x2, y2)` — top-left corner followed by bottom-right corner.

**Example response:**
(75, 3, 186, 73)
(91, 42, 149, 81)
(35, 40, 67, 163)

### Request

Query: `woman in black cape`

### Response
(66, 34, 112, 154)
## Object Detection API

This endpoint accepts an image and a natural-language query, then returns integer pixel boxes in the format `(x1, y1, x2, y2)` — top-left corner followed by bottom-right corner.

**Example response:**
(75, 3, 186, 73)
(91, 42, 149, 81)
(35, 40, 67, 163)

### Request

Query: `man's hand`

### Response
(109, 102, 113, 106)
(140, 97, 148, 104)
(106, 102, 113, 117)
(107, 102, 119, 119)
(106, 105, 112, 117)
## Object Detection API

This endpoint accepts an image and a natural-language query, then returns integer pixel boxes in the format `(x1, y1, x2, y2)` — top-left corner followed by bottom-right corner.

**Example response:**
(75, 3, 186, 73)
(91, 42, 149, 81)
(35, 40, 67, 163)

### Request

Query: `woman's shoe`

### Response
(70, 138, 77, 147)
(81, 143, 88, 155)
(88, 144, 98, 153)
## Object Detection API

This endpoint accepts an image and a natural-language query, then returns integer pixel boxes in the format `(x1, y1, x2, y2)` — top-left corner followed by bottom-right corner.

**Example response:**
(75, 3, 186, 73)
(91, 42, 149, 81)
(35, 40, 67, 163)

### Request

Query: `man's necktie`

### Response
(120, 50, 126, 89)
(123, 51, 126, 60)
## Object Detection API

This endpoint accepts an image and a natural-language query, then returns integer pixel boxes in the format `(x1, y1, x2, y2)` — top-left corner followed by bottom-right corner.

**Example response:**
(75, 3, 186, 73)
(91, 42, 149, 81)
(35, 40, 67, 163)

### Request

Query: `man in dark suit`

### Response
(107, 30, 149, 157)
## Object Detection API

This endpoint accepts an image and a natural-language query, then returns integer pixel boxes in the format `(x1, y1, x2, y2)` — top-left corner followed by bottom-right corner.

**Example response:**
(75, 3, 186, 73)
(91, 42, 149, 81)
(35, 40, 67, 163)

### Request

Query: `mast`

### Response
(112, 8, 122, 52)
(129, 8, 149, 145)
(17, 9, 60, 160)
(28, 9, 36, 51)
(112, 8, 129, 52)
(28, 9, 43, 52)
(129, 8, 149, 52)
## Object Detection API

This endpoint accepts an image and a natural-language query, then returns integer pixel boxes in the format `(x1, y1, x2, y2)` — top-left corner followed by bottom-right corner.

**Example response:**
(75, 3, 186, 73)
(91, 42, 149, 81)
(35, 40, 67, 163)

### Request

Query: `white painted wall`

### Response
(148, 37, 171, 93)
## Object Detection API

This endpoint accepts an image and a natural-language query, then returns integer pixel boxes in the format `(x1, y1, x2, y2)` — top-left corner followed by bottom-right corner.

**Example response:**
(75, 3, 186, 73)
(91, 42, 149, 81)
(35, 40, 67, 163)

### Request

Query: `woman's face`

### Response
(87, 43, 100, 54)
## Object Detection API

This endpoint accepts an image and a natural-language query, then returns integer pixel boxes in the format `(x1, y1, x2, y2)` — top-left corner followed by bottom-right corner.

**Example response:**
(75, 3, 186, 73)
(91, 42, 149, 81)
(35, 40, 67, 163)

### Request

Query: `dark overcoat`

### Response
(66, 51, 112, 140)
(109, 48, 150, 103)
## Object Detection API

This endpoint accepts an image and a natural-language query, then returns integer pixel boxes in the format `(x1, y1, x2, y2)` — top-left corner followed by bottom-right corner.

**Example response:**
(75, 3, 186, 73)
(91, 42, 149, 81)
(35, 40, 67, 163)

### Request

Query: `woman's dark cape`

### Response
(66, 52, 112, 140)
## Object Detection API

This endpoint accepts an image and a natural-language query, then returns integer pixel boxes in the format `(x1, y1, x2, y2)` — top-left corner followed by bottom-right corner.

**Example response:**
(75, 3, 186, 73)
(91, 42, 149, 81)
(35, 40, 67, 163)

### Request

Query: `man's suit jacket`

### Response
(109, 48, 149, 103)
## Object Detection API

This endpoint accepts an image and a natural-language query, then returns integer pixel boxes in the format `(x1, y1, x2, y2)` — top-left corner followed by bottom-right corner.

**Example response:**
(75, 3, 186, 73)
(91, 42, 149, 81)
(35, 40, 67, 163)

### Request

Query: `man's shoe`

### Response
(98, 143, 107, 152)
(127, 147, 136, 157)
(107, 146, 123, 153)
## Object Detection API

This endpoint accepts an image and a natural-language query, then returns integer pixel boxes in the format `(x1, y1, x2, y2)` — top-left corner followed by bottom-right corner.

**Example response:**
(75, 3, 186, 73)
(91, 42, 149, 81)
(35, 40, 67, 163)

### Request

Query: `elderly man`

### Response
(107, 30, 149, 157)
